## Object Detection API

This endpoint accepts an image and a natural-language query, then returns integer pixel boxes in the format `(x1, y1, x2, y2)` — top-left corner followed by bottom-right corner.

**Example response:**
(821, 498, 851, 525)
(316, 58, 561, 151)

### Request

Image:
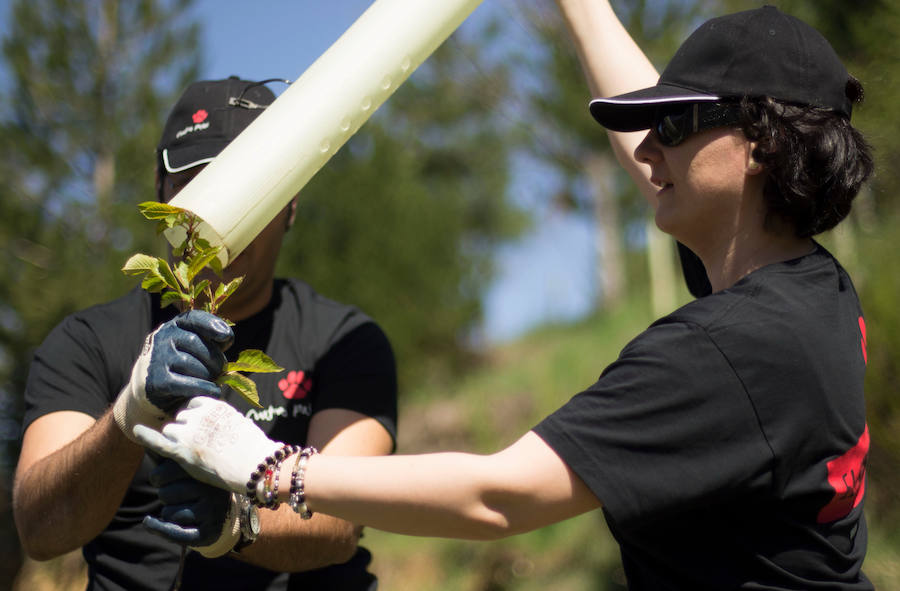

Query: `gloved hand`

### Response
(113, 311, 234, 442)
(134, 396, 281, 495)
(143, 459, 241, 558)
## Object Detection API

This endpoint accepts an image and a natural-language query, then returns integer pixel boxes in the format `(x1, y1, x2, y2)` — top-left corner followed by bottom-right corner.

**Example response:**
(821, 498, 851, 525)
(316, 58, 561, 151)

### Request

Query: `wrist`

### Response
(245, 445, 318, 520)
(192, 493, 242, 558)
(245, 444, 298, 508)
(232, 495, 260, 553)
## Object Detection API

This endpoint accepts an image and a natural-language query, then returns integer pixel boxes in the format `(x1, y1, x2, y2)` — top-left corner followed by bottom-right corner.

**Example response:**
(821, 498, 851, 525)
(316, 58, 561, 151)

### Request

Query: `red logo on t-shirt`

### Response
(817, 424, 868, 523)
(192, 109, 208, 124)
(858, 316, 867, 365)
(278, 370, 312, 400)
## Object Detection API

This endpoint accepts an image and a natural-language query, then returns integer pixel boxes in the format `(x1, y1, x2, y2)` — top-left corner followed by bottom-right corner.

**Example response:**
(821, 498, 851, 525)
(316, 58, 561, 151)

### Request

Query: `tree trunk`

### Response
(586, 151, 624, 310)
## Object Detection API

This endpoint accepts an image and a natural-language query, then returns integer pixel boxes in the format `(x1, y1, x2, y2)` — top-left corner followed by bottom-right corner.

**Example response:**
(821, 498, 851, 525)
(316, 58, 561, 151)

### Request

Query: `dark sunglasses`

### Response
(652, 102, 743, 146)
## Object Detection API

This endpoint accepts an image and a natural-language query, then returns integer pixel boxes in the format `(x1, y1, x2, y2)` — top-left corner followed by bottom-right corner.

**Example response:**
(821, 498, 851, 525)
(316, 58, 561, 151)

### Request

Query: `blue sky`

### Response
(0, 0, 596, 344)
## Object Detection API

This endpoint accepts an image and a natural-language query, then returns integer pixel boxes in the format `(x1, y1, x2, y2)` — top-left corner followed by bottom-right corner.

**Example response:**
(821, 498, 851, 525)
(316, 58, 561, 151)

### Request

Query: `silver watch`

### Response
(233, 495, 260, 552)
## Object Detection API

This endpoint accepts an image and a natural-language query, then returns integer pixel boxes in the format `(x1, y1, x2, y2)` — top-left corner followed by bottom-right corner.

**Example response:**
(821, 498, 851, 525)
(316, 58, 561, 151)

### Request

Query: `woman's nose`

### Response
(634, 130, 661, 165)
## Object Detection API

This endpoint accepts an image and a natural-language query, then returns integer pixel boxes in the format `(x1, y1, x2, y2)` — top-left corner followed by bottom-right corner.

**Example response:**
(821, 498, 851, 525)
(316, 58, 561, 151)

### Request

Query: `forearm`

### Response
(555, 0, 659, 201)
(556, 0, 657, 97)
(300, 451, 546, 541)
(232, 505, 360, 571)
(13, 410, 144, 559)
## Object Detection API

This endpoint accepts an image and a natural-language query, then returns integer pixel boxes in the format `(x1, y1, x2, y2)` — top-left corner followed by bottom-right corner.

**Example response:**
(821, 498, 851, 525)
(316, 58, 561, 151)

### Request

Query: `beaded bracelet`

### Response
(246, 443, 299, 508)
(289, 446, 319, 519)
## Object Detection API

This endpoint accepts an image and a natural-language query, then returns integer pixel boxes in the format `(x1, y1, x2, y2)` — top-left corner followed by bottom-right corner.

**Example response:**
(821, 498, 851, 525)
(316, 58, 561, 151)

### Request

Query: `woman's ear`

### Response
(745, 142, 764, 175)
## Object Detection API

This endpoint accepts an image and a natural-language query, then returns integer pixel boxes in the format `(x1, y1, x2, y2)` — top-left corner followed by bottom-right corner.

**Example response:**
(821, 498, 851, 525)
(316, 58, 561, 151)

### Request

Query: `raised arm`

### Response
(555, 0, 659, 203)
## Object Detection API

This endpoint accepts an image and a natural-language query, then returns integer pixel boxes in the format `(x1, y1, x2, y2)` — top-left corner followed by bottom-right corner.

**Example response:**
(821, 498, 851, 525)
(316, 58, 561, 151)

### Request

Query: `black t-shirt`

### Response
(534, 245, 872, 590)
(24, 278, 398, 591)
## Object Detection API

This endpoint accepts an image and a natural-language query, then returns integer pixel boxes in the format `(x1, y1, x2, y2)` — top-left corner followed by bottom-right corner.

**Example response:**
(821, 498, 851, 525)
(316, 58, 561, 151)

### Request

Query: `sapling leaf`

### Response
(138, 201, 185, 220)
(208, 255, 223, 276)
(174, 261, 191, 290)
(219, 277, 243, 300)
(160, 290, 188, 308)
(224, 349, 284, 374)
(141, 274, 169, 293)
(216, 372, 262, 408)
(187, 247, 222, 282)
(152, 259, 178, 290)
(163, 214, 182, 230)
(191, 279, 211, 300)
(122, 253, 161, 275)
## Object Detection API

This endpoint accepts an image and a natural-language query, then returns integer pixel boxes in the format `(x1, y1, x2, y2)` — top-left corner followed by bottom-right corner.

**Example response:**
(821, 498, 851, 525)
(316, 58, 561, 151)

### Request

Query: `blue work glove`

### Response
(113, 310, 234, 442)
(143, 459, 242, 558)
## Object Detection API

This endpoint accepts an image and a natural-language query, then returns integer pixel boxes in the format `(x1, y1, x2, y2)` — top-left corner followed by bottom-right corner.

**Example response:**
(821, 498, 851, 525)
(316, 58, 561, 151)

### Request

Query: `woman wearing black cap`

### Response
(132, 2, 875, 589)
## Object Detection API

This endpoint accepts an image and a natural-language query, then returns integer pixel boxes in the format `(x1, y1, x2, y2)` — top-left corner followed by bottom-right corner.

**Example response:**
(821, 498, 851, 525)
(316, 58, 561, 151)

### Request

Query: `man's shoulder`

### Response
(49, 287, 160, 348)
(275, 278, 372, 325)
(270, 278, 386, 359)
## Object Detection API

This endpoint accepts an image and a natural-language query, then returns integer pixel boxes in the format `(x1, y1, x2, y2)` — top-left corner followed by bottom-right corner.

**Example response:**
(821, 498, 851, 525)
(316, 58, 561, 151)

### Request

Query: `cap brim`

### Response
(589, 84, 721, 132)
(160, 141, 230, 174)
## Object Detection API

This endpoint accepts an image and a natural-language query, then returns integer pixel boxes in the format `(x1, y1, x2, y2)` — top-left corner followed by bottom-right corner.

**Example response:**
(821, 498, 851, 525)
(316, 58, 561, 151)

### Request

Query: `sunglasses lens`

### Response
(657, 114, 684, 146)
(655, 108, 688, 146)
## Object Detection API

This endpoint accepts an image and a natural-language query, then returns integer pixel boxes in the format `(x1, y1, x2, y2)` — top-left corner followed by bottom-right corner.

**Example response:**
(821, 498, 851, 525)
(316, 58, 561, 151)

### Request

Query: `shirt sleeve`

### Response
(533, 320, 774, 528)
(23, 315, 119, 431)
(311, 321, 398, 448)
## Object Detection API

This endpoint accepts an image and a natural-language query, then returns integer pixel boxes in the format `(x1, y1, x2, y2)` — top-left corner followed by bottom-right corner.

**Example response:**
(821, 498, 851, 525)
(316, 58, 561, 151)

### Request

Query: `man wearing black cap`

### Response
(14, 77, 397, 590)
(120, 5, 874, 590)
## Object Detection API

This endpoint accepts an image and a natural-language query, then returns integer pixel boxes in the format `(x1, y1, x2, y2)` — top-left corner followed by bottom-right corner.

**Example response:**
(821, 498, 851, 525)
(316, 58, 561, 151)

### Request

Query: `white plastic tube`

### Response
(167, 0, 485, 266)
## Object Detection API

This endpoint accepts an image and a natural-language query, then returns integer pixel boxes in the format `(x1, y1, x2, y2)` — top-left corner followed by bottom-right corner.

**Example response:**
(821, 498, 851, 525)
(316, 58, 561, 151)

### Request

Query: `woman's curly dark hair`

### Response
(737, 78, 874, 237)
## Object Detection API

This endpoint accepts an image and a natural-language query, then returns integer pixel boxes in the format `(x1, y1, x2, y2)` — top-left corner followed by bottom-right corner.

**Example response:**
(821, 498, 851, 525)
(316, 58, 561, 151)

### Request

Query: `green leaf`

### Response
(213, 277, 243, 307)
(141, 274, 168, 293)
(217, 372, 262, 408)
(208, 254, 224, 276)
(191, 279, 210, 300)
(160, 289, 188, 308)
(174, 260, 191, 290)
(156, 259, 180, 292)
(138, 201, 186, 220)
(122, 253, 162, 275)
(124, 254, 180, 294)
(187, 247, 222, 282)
(224, 349, 284, 374)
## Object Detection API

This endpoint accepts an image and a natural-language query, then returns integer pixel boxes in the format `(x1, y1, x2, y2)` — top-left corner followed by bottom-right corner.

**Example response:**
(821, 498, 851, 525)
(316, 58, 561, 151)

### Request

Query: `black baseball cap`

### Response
(589, 5, 854, 132)
(157, 76, 277, 173)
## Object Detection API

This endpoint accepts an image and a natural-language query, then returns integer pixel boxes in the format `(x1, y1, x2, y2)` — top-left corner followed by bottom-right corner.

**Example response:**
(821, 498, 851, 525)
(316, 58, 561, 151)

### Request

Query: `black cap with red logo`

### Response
(157, 76, 277, 174)
(588, 5, 854, 132)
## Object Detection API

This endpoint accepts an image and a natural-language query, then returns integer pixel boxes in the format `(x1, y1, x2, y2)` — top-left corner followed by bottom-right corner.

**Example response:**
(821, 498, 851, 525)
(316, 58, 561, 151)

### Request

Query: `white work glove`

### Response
(134, 396, 282, 495)
(143, 459, 241, 558)
(113, 311, 233, 442)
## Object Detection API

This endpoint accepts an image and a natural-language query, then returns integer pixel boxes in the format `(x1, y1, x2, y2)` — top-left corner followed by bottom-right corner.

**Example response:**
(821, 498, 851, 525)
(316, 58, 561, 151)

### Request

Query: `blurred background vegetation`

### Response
(1, 0, 898, 589)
